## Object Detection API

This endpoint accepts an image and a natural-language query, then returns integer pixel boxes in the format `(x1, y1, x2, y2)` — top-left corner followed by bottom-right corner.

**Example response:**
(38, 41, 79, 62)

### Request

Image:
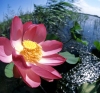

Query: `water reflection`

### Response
(56, 14, 100, 93)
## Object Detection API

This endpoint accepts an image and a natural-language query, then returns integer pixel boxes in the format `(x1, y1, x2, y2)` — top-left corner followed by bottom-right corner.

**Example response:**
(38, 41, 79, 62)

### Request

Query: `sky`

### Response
(0, 0, 100, 22)
(73, 0, 100, 16)
(0, 0, 47, 22)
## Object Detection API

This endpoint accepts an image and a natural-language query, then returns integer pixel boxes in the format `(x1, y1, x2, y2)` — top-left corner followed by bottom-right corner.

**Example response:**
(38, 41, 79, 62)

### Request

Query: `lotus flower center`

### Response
(20, 40, 42, 63)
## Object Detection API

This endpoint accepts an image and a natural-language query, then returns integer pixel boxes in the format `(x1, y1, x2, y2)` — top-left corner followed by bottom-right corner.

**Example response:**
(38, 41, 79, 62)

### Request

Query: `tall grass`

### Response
(0, 5, 33, 38)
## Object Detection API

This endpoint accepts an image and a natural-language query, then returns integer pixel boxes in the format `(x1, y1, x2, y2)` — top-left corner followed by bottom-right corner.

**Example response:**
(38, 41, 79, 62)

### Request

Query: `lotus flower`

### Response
(0, 16, 66, 88)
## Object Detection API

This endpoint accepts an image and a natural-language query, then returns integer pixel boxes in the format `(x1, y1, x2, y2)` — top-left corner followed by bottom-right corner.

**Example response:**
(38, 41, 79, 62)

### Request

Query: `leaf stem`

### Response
(40, 85, 47, 93)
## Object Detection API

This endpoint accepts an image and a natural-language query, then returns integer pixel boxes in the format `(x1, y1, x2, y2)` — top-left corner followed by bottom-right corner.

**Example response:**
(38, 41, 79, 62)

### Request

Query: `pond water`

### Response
(58, 14, 100, 51)
(55, 14, 100, 93)
(80, 15, 100, 46)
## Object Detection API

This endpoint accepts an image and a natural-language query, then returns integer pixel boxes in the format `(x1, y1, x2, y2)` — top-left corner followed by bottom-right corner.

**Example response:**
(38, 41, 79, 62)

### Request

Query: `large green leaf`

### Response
(4, 62, 14, 78)
(94, 41, 100, 51)
(59, 51, 79, 64)
(77, 80, 100, 93)
(78, 82, 96, 93)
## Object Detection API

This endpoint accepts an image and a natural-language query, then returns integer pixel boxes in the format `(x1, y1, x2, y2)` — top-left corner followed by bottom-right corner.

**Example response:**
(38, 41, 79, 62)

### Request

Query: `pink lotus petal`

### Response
(0, 37, 13, 63)
(10, 16, 23, 50)
(17, 66, 41, 88)
(37, 63, 62, 78)
(23, 21, 32, 33)
(40, 40, 63, 56)
(31, 63, 62, 79)
(23, 25, 37, 40)
(12, 51, 30, 69)
(23, 24, 46, 43)
(12, 53, 41, 87)
(39, 54, 66, 66)
(42, 77, 53, 82)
